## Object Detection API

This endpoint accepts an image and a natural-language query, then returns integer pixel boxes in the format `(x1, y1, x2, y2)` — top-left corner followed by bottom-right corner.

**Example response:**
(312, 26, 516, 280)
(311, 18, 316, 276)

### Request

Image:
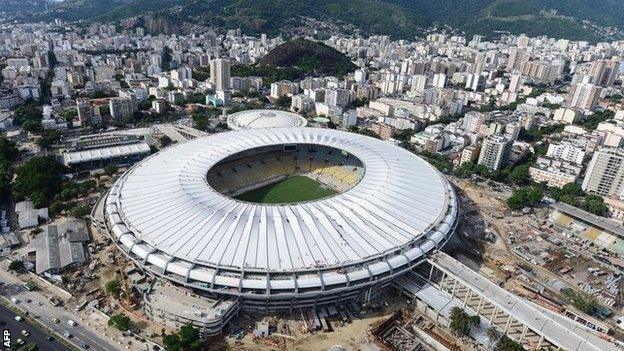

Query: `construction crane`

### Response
(112, 249, 135, 309)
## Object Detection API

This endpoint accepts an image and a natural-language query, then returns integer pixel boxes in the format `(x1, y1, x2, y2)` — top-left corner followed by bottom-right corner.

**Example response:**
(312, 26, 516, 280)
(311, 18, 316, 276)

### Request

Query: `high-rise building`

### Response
(370, 122, 395, 140)
(354, 69, 367, 84)
(522, 60, 562, 84)
(462, 111, 485, 133)
(590, 59, 620, 86)
(473, 52, 487, 74)
(565, 80, 602, 111)
(270, 81, 298, 99)
(465, 73, 484, 91)
(209, 58, 231, 91)
(432, 73, 446, 88)
(324, 89, 351, 108)
(546, 142, 586, 165)
(76, 98, 94, 125)
(517, 35, 530, 48)
(110, 96, 138, 120)
(582, 148, 624, 199)
(505, 122, 521, 140)
(411, 75, 428, 93)
(477, 136, 511, 171)
(460, 144, 481, 165)
(151, 99, 167, 114)
(506, 47, 526, 71)
(508, 74, 522, 93)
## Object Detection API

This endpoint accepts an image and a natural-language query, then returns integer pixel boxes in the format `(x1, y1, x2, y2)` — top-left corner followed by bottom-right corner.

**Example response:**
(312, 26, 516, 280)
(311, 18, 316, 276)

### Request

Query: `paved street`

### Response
(0, 302, 66, 350)
(0, 268, 137, 351)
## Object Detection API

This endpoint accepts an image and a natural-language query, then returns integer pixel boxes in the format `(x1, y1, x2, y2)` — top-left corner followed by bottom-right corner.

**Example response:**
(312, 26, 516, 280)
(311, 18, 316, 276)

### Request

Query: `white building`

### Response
(270, 81, 298, 99)
(324, 88, 351, 108)
(546, 142, 586, 165)
(582, 148, 624, 199)
(478, 136, 511, 171)
(432, 73, 446, 88)
(553, 108, 580, 124)
(529, 157, 581, 188)
(209, 58, 231, 91)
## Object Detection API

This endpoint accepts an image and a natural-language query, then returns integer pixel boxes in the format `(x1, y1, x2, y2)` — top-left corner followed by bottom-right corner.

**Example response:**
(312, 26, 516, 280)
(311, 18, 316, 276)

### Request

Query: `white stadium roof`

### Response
(104, 128, 457, 299)
(227, 109, 308, 130)
(63, 142, 151, 166)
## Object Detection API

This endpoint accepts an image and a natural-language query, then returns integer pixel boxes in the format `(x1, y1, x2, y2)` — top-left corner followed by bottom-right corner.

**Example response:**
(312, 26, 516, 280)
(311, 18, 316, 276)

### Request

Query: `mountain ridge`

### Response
(36, 0, 624, 41)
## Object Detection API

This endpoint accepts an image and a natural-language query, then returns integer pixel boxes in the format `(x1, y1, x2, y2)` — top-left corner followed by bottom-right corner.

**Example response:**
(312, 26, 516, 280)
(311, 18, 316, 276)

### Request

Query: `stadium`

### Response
(101, 127, 459, 311)
(227, 109, 308, 130)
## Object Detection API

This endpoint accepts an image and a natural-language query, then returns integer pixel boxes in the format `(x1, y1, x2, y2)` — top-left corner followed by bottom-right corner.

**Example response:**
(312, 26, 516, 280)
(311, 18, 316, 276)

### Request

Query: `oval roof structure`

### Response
(106, 128, 456, 274)
(227, 109, 308, 130)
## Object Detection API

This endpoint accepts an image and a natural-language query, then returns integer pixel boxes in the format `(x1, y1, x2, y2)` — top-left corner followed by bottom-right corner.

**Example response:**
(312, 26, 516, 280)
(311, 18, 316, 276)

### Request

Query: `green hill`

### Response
(42, 0, 624, 41)
(258, 40, 357, 76)
(230, 40, 357, 83)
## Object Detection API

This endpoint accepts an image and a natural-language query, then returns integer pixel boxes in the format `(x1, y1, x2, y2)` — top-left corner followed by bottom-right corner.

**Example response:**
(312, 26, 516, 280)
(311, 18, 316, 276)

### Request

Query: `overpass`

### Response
(154, 123, 208, 143)
(394, 251, 620, 351)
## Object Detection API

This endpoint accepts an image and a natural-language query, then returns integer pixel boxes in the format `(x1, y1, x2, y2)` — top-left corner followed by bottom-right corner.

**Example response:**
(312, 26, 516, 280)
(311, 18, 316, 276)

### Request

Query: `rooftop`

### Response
(145, 282, 237, 322)
(227, 109, 307, 130)
(553, 202, 624, 239)
(108, 128, 455, 272)
(30, 218, 90, 275)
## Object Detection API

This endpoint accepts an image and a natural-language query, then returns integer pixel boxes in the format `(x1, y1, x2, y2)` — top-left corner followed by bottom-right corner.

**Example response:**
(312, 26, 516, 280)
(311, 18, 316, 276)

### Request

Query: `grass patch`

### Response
(234, 175, 336, 204)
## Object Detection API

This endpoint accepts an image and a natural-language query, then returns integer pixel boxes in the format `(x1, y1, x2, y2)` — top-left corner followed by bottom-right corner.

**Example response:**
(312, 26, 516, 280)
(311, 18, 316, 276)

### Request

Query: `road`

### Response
(0, 270, 128, 351)
(0, 302, 66, 350)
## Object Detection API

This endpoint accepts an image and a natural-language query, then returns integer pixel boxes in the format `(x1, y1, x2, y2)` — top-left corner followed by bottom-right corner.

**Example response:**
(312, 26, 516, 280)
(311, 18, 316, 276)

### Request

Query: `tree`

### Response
(162, 324, 203, 351)
(549, 182, 608, 216)
(507, 164, 530, 185)
(275, 95, 292, 109)
(486, 327, 501, 348)
(61, 109, 77, 123)
(0, 136, 18, 162)
(8, 260, 23, 271)
(138, 100, 153, 111)
(581, 194, 608, 216)
(561, 288, 597, 314)
(14, 101, 43, 133)
(104, 164, 118, 176)
(576, 110, 614, 131)
(560, 182, 584, 197)
(495, 335, 524, 351)
(70, 204, 90, 218)
(37, 130, 62, 149)
(192, 112, 210, 131)
(506, 186, 543, 210)
(105, 280, 121, 296)
(13, 157, 67, 207)
(454, 161, 475, 178)
(108, 313, 131, 331)
(448, 307, 479, 337)
(159, 135, 173, 147)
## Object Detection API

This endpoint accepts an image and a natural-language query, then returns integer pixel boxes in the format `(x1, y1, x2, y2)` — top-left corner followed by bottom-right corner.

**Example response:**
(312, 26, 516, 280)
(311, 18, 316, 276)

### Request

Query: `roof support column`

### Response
(537, 335, 544, 349)
(185, 263, 195, 284)
(450, 278, 458, 299)
(503, 315, 513, 334)
(489, 306, 499, 324)
(427, 264, 435, 283)
(519, 324, 529, 343)
(475, 295, 485, 315)
(462, 289, 472, 309)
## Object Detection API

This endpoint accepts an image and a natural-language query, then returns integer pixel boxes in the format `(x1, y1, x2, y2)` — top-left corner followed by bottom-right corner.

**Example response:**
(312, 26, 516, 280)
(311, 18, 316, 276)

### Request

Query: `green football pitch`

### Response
(234, 175, 337, 204)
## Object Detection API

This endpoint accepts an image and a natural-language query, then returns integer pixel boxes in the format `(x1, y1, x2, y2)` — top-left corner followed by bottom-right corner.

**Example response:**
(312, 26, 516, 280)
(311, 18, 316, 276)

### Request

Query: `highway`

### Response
(0, 302, 66, 350)
(0, 272, 126, 351)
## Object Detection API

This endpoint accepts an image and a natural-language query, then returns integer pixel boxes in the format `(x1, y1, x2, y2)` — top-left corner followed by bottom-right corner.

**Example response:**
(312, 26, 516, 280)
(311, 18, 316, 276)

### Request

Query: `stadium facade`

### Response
(99, 128, 459, 312)
(227, 109, 308, 130)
